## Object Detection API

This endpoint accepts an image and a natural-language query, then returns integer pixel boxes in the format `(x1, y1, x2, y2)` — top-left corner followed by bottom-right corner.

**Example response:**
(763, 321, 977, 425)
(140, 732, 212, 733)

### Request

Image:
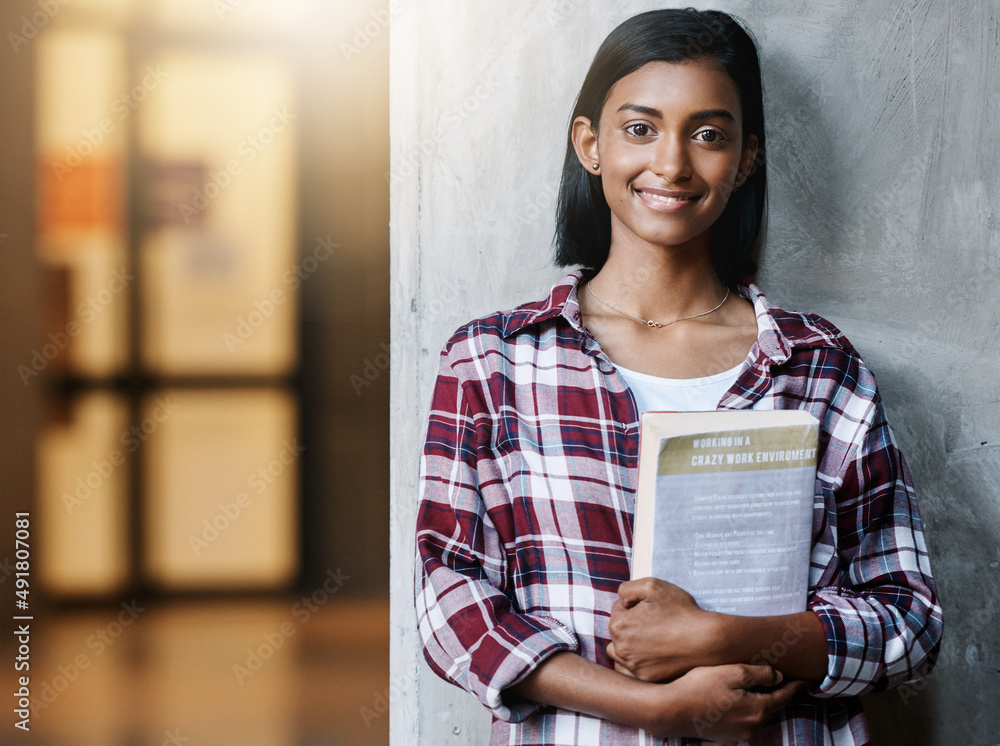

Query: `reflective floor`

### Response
(2, 596, 389, 745)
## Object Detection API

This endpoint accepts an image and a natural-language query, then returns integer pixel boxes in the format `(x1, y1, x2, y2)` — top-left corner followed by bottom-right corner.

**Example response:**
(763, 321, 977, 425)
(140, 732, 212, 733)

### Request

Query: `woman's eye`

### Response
(625, 123, 653, 138)
(695, 129, 725, 143)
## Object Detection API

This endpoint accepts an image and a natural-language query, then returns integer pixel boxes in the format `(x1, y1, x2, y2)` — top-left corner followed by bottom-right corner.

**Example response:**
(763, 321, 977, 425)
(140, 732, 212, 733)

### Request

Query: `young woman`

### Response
(414, 9, 942, 745)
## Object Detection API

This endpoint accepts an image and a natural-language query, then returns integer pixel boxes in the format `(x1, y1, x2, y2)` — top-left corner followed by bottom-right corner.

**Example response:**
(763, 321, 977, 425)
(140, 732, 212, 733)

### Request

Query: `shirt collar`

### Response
(737, 282, 793, 365)
(501, 270, 842, 366)
(500, 269, 590, 338)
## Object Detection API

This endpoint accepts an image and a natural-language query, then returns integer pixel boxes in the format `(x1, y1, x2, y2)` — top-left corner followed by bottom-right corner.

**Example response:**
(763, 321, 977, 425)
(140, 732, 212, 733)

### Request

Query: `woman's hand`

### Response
(510, 652, 804, 743)
(608, 577, 831, 683)
(608, 577, 722, 682)
(644, 664, 806, 745)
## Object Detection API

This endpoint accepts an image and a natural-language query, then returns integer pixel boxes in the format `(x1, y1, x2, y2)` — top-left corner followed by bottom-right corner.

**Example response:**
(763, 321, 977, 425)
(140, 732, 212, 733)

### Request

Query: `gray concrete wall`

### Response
(390, 1, 1000, 743)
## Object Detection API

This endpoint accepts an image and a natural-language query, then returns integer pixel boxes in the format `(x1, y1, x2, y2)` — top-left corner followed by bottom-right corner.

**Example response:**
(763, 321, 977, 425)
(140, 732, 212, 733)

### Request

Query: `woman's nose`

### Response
(652, 133, 692, 182)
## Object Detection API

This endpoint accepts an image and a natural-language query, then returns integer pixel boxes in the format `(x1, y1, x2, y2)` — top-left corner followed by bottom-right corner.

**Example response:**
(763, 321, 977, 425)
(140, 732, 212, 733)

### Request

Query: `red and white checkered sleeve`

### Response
(413, 341, 579, 722)
(809, 384, 943, 698)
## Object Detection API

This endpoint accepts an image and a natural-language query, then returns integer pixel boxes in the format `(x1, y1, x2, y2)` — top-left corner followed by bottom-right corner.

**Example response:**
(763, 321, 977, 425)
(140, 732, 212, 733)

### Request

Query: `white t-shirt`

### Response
(613, 361, 744, 414)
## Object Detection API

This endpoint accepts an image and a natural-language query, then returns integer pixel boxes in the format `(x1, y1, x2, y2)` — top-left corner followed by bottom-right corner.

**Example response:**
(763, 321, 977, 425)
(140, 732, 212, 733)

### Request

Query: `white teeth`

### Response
(643, 192, 691, 204)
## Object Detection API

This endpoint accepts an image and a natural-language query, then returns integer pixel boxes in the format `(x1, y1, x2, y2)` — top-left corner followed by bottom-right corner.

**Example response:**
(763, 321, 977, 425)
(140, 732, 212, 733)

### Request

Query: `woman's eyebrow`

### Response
(615, 103, 736, 123)
(689, 108, 736, 122)
(616, 103, 663, 118)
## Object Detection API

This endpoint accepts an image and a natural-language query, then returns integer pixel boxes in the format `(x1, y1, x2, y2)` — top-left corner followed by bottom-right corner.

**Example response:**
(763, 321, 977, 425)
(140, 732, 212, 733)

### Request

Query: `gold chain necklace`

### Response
(586, 282, 729, 329)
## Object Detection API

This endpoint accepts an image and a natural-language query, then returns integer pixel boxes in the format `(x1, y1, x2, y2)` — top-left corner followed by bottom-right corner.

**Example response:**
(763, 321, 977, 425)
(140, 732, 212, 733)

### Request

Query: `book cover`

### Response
(632, 410, 819, 616)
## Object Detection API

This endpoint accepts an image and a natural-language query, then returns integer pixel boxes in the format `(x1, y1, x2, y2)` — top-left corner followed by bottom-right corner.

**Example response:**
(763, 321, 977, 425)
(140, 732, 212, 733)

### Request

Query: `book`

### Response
(632, 410, 819, 616)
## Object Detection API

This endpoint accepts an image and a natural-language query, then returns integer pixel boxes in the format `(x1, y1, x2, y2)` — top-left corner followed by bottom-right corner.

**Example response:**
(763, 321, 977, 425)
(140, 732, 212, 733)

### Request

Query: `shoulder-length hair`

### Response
(554, 8, 767, 286)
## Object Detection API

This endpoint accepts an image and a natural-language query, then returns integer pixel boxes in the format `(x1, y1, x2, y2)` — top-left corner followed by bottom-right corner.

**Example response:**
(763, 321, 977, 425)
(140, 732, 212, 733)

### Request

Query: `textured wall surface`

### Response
(390, 1, 1000, 743)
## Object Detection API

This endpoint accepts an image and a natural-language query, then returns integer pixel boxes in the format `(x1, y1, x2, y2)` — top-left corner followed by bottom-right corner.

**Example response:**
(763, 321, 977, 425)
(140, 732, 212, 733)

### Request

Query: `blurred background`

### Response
(0, 0, 390, 743)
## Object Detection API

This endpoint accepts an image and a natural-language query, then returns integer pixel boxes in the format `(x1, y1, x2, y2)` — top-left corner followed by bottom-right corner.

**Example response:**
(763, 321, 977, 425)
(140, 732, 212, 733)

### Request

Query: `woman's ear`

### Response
(738, 134, 759, 185)
(571, 116, 601, 173)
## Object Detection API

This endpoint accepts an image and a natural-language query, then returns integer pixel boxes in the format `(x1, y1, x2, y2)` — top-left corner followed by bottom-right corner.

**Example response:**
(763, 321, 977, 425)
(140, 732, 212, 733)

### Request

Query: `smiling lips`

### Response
(634, 186, 702, 213)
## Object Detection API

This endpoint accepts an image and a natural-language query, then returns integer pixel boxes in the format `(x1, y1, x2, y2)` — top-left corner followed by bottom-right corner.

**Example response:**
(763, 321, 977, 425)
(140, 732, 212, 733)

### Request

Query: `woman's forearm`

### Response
(508, 651, 806, 742)
(708, 610, 828, 682)
(508, 652, 666, 732)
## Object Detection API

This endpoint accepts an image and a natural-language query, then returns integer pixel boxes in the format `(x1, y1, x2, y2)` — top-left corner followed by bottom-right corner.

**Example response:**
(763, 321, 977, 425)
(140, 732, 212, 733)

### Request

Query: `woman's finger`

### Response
(615, 661, 636, 678)
(606, 641, 623, 664)
(756, 678, 808, 719)
(738, 663, 783, 690)
(616, 578, 647, 605)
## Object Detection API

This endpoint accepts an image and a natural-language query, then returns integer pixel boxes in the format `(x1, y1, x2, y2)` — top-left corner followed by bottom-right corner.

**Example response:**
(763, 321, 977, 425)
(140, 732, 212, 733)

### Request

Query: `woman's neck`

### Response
(587, 236, 727, 324)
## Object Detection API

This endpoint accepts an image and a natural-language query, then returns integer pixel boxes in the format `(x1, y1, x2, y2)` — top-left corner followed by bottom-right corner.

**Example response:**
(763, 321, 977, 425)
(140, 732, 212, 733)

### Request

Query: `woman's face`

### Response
(574, 59, 757, 256)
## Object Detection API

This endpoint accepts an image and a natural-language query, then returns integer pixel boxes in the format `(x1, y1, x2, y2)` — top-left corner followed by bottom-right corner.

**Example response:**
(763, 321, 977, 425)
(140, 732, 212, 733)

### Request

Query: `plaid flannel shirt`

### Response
(414, 271, 942, 745)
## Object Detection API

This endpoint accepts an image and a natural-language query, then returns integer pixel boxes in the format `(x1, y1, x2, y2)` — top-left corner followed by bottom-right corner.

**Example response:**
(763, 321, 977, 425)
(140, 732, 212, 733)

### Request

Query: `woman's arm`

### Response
(415, 347, 580, 723)
(803, 392, 942, 696)
(607, 577, 828, 683)
(508, 650, 806, 745)
(609, 388, 943, 695)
